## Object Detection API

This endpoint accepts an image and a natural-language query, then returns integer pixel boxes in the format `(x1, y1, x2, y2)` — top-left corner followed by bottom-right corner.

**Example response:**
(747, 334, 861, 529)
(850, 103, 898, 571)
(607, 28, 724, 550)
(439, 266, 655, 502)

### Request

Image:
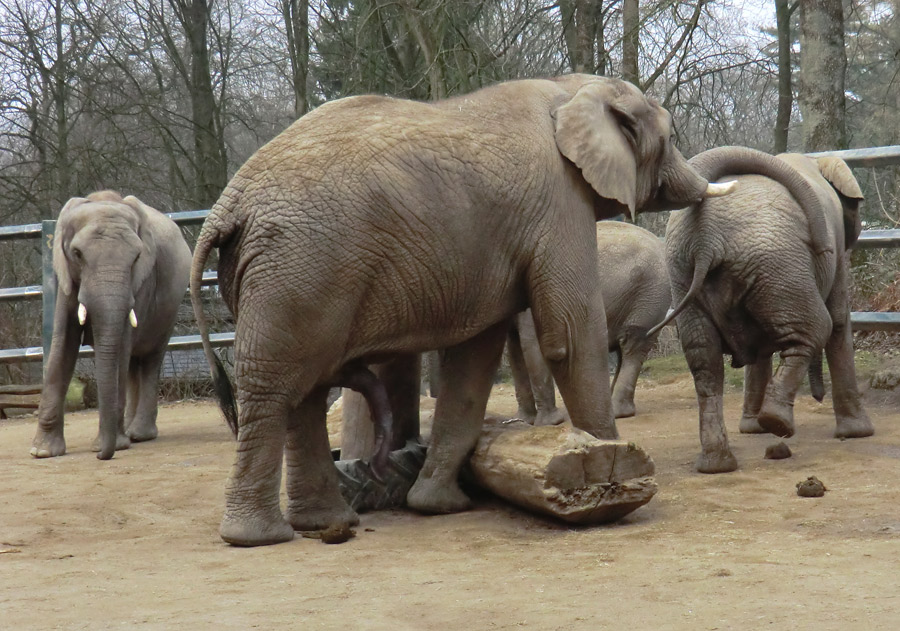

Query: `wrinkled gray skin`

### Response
(509, 221, 670, 423)
(190, 75, 731, 547)
(31, 191, 192, 460)
(659, 147, 874, 473)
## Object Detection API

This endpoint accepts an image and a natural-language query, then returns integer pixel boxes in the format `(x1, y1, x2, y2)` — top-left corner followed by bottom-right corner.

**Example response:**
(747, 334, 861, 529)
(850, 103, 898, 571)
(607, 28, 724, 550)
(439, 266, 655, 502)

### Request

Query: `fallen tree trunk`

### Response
(336, 418, 657, 524)
(469, 421, 657, 524)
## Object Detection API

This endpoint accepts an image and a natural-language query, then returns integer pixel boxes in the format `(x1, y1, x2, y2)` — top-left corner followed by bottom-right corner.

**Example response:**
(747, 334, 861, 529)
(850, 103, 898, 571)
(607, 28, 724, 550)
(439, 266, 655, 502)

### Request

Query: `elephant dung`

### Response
(468, 422, 657, 524)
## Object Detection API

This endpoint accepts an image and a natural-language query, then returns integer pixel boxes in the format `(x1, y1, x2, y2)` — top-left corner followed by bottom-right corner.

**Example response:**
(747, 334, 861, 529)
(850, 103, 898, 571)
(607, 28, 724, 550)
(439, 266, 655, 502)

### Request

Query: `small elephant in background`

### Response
(32, 191, 192, 460)
(508, 221, 671, 423)
(656, 146, 874, 473)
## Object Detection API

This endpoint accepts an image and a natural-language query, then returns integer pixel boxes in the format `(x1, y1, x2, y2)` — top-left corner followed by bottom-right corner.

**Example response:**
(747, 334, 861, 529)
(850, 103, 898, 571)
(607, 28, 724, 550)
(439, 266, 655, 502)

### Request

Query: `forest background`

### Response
(0, 0, 898, 385)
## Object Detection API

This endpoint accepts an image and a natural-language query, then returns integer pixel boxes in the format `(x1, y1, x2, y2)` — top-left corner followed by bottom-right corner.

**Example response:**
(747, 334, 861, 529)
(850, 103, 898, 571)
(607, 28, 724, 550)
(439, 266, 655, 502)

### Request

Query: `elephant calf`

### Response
(31, 191, 192, 460)
(508, 221, 670, 422)
(656, 147, 874, 473)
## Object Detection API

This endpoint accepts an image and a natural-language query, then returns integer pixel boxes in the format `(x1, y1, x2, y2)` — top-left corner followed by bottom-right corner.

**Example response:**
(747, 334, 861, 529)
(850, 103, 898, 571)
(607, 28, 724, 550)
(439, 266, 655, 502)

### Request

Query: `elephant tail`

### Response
(191, 211, 239, 437)
(647, 252, 712, 338)
(808, 351, 826, 402)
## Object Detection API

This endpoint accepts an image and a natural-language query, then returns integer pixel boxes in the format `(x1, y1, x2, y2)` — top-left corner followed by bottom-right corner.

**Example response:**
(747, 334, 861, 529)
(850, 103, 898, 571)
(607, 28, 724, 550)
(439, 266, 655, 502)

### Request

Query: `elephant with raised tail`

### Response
(653, 146, 874, 473)
(31, 191, 192, 460)
(190, 74, 735, 547)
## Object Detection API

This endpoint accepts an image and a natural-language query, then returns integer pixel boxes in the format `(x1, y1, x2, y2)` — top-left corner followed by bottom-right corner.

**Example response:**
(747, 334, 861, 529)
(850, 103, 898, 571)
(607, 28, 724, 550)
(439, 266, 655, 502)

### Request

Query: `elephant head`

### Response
(53, 190, 159, 459)
(552, 78, 735, 219)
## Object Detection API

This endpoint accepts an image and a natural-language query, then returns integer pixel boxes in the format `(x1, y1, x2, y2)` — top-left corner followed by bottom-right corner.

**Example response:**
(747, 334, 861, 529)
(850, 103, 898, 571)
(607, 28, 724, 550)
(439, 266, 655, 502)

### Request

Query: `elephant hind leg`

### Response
(678, 307, 737, 473)
(407, 321, 509, 514)
(611, 329, 654, 419)
(284, 386, 359, 532)
(220, 391, 294, 547)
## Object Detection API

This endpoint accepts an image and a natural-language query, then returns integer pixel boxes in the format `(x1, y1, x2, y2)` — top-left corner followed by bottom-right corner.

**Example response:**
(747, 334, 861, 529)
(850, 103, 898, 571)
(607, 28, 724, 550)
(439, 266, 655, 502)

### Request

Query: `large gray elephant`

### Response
(190, 74, 734, 547)
(509, 220, 671, 423)
(654, 146, 874, 473)
(31, 191, 192, 460)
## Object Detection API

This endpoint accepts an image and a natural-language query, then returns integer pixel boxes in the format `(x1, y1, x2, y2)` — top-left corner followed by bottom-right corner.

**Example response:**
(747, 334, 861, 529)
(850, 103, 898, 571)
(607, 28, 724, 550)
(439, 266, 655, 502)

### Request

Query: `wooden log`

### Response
(469, 421, 657, 524)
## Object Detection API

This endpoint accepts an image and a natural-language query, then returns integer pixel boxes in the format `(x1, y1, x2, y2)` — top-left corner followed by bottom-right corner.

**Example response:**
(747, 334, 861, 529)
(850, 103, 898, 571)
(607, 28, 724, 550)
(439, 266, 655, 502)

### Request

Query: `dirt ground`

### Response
(2, 375, 899, 630)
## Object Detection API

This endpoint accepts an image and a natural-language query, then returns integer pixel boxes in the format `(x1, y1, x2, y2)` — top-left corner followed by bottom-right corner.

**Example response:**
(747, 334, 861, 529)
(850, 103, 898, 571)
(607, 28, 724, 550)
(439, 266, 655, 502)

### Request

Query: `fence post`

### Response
(41, 220, 57, 374)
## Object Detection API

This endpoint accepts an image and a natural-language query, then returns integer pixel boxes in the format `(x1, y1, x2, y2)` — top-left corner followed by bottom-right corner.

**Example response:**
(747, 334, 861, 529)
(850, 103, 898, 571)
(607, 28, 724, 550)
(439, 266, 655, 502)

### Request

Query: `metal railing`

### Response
(1, 144, 899, 365)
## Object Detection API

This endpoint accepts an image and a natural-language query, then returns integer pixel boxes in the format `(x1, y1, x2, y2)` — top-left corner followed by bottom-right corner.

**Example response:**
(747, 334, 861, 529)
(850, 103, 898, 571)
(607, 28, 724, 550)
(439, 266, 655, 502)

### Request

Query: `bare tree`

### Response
(281, 0, 309, 118)
(773, 0, 797, 152)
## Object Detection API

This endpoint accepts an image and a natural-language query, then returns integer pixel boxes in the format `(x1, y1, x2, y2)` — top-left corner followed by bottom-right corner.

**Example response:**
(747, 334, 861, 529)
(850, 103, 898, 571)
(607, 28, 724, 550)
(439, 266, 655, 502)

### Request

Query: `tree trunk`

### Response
(179, 0, 228, 206)
(469, 422, 657, 524)
(622, 0, 640, 86)
(574, 0, 594, 72)
(798, 0, 847, 151)
(281, 0, 309, 119)
(773, 0, 794, 153)
(52, 0, 71, 206)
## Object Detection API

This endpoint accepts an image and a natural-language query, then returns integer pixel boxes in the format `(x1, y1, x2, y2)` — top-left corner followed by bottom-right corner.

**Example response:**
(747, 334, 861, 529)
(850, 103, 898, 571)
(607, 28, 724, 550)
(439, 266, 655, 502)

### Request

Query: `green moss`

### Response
(64, 379, 85, 410)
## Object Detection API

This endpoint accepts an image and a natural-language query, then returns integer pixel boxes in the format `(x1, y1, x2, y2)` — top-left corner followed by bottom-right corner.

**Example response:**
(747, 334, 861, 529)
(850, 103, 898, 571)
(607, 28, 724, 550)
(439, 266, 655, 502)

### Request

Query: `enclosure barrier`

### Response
(1, 145, 899, 365)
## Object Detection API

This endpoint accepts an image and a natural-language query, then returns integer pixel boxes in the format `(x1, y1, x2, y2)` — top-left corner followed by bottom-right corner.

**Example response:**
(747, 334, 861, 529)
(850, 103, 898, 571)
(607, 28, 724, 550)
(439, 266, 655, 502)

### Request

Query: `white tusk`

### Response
(77, 303, 87, 325)
(129, 309, 138, 328)
(705, 180, 738, 197)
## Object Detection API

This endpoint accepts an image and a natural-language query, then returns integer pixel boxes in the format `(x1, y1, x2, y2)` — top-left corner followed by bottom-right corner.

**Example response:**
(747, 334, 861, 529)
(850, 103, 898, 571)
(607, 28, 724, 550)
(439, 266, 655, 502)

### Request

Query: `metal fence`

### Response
(1, 144, 899, 366)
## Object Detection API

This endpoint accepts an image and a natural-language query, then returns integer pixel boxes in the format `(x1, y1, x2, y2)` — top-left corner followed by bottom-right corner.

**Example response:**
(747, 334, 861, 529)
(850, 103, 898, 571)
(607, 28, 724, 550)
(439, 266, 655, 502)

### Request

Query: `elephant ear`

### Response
(122, 195, 159, 294)
(52, 197, 88, 296)
(552, 82, 638, 216)
(816, 157, 864, 249)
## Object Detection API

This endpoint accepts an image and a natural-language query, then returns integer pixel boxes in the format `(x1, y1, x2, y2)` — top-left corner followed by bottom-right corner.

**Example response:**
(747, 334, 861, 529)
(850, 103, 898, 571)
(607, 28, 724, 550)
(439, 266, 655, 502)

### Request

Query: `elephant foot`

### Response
(835, 413, 874, 439)
(695, 450, 738, 474)
(513, 408, 536, 424)
(407, 475, 472, 514)
(30, 429, 67, 458)
(285, 503, 359, 533)
(613, 399, 636, 419)
(126, 422, 158, 443)
(757, 397, 795, 438)
(91, 433, 131, 454)
(534, 407, 568, 427)
(739, 414, 767, 434)
(220, 512, 295, 547)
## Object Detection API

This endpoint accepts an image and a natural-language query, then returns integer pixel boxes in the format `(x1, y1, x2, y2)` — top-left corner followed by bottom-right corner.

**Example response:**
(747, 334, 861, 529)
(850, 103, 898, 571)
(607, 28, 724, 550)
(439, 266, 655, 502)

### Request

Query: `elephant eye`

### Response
(71, 247, 83, 261)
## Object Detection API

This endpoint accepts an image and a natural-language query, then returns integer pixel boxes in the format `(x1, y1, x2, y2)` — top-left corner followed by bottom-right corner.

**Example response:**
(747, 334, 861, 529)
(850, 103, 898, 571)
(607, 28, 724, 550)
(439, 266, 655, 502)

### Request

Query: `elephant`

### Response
(31, 191, 192, 460)
(190, 74, 735, 547)
(508, 220, 671, 423)
(653, 146, 874, 473)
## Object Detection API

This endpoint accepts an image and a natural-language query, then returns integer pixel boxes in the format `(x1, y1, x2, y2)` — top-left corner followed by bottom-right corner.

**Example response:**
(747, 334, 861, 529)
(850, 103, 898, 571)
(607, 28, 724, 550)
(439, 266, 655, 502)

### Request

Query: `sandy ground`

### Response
(2, 376, 899, 630)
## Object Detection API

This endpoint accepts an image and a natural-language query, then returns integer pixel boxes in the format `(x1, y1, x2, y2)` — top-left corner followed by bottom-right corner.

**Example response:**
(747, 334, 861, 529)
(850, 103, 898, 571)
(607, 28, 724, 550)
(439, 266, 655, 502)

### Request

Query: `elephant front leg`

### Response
(125, 350, 166, 442)
(826, 313, 873, 438)
(531, 285, 616, 440)
(32, 296, 81, 458)
(285, 388, 359, 532)
(516, 310, 566, 426)
(739, 356, 772, 434)
(220, 396, 294, 547)
(407, 322, 508, 514)
(507, 320, 537, 423)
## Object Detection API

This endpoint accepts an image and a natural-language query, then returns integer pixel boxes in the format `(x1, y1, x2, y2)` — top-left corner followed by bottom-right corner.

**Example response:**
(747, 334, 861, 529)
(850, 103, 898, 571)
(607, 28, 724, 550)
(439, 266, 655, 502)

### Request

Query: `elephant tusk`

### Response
(78, 303, 87, 325)
(129, 309, 138, 328)
(705, 180, 738, 197)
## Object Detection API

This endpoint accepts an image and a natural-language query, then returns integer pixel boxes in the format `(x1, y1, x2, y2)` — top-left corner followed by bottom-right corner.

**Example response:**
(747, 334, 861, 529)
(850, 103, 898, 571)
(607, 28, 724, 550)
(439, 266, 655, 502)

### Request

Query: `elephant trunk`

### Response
(688, 146, 833, 256)
(83, 280, 132, 460)
(652, 148, 737, 212)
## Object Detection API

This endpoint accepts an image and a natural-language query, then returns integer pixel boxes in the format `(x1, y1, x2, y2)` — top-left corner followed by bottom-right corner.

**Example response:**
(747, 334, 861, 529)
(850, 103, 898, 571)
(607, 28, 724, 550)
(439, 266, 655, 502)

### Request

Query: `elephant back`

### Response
(687, 146, 833, 257)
